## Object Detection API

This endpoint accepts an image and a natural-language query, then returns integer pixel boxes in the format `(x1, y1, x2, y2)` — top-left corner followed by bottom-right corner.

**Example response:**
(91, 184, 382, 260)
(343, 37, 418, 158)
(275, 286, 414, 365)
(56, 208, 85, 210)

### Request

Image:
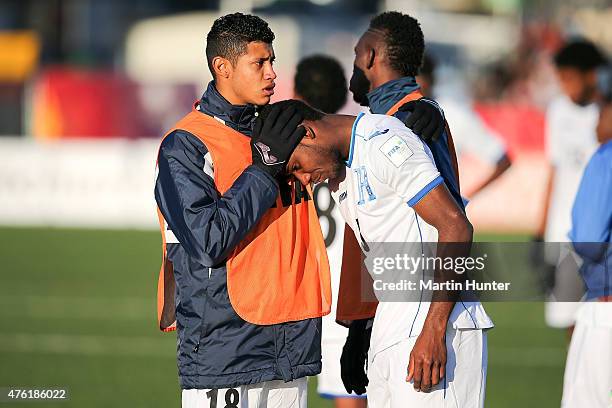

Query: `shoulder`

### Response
(359, 113, 407, 133)
(360, 114, 423, 150)
(591, 142, 612, 169)
(160, 129, 209, 157)
(546, 96, 569, 115)
(359, 115, 429, 170)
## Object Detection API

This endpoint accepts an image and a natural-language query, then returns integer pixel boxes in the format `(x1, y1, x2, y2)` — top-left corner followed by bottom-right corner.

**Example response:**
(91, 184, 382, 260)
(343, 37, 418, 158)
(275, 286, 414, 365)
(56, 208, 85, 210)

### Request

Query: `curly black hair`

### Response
(294, 55, 347, 114)
(206, 13, 275, 77)
(554, 39, 607, 72)
(369, 11, 424, 77)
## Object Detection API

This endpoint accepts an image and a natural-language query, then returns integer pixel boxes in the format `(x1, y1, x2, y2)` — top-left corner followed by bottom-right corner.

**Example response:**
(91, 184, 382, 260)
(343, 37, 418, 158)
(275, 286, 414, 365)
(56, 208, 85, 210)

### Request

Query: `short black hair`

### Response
(554, 39, 607, 72)
(294, 55, 347, 114)
(206, 13, 275, 77)
(258, 99, 324, 123)
(369, 11, 424, 77)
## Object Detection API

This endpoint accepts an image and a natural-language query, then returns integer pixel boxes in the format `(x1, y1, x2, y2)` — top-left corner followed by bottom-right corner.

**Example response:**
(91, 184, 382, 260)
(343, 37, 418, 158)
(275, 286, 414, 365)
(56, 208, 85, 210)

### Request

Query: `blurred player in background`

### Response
(271, 99, 493, 408)
(294, 55, 347, 116)
(155, 13, 330, 408)
(293, 55, 367, 408)
(539, 39, 608, 331)
(562, 83, 612, 408)
(417, 53, 512, 198)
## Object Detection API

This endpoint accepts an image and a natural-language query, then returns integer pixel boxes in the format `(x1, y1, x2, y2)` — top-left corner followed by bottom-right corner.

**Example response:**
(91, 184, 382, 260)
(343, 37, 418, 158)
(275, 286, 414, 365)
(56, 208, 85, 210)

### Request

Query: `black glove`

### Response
(251, 105, 306, 178)
(398, 98, 445, 142)
(529, 235, 556, 294)
(340, 318, 372, 395)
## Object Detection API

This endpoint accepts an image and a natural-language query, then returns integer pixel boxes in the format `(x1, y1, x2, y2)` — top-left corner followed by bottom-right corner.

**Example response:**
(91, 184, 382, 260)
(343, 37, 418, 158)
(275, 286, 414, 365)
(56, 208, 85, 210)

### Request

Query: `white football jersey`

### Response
(329, 113, 493, 356)
(545, 95, 599, 242)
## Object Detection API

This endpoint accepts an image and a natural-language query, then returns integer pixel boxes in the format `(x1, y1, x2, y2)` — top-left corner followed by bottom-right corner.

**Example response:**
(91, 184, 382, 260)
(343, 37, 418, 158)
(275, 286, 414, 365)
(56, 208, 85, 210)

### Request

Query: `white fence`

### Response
(0, 138, 159, 229)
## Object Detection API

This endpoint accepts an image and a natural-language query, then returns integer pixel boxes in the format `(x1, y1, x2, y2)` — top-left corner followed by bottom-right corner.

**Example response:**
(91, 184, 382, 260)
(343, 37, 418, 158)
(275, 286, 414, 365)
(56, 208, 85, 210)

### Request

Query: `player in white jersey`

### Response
(269, 99, 494, 408)
(539, 40, 607, 329)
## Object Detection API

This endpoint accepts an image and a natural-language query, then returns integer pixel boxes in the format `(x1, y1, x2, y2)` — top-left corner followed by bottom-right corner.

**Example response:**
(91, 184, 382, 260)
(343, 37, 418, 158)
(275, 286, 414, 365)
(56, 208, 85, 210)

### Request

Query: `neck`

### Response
(366, 76, 420, 114)
(322, 115, 359, 161)
(215, 79, 247, 106)
(199, 81, 256, 135)
(370, 68, 402, 91)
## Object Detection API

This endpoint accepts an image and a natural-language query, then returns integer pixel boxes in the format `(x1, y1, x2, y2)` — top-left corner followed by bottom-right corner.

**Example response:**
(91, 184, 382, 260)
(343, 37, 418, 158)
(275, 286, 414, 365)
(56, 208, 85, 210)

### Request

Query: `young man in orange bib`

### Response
(154, 13, 330, 408)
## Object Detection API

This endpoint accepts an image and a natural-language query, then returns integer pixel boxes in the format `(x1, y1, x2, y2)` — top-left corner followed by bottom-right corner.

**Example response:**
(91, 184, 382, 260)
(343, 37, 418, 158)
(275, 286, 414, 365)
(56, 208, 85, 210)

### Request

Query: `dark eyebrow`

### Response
(254, 56, 274, 63)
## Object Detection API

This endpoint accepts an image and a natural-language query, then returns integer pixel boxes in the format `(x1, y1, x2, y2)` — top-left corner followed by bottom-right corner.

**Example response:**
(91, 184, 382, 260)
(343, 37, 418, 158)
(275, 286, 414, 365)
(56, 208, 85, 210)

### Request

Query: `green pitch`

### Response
(0, 227, 566, 407)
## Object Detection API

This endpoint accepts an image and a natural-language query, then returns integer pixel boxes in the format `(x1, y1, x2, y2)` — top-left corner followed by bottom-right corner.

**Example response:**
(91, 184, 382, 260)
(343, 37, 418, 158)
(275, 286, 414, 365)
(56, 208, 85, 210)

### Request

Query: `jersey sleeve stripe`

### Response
(406, 175, 444, 207)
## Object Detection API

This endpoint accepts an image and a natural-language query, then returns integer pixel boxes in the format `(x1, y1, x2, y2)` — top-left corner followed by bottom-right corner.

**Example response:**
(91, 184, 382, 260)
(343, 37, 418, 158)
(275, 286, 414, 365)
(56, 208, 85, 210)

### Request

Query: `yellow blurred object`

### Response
(0, 30, 40, 82)
(32, 77, 63, 140)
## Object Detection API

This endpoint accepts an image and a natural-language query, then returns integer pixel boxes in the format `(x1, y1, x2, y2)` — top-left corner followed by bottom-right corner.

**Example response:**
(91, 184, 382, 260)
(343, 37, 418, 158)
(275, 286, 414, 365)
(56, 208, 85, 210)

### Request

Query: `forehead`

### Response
(556, 66, 584, 77)
(241, 41, 274, 59)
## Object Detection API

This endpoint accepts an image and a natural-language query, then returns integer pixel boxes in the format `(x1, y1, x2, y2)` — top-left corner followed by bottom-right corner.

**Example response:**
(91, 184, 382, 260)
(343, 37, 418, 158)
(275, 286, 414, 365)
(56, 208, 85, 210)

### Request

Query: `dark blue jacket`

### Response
(367, 77, 465, 210)
(154, 82, 322, 389)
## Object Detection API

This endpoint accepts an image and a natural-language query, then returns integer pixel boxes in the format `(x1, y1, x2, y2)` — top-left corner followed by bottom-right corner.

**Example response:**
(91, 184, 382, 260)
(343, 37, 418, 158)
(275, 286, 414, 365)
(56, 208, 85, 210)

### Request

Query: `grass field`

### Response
(0, 227, 567, 407)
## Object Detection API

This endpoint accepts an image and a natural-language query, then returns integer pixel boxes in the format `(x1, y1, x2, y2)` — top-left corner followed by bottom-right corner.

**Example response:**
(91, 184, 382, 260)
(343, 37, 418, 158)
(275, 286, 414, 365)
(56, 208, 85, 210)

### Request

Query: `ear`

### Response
(303, 124, 316, 140)
(366, 47, 376, 70)
(212, 56, 231, 79)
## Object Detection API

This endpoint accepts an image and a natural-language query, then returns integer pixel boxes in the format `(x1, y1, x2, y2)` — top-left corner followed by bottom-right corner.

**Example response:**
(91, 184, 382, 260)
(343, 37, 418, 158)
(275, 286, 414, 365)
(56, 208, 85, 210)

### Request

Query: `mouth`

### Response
(263, 83, 275, 96)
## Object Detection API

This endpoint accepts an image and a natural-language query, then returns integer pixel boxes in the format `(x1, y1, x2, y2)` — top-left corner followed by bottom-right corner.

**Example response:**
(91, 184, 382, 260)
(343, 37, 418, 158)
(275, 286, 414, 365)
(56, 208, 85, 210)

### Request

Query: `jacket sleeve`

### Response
(154, 130, 279, 267)
(570, 151, 612, 262)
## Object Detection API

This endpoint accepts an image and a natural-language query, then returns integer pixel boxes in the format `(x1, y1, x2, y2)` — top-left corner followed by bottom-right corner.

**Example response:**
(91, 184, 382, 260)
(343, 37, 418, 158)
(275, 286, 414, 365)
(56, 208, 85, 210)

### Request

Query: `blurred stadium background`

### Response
(0, 0, 610, 406)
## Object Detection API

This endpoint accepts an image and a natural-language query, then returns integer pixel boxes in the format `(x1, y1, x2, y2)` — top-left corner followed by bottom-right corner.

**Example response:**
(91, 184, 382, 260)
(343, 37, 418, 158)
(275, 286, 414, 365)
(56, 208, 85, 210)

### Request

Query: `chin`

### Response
(257, 95, 272, 106)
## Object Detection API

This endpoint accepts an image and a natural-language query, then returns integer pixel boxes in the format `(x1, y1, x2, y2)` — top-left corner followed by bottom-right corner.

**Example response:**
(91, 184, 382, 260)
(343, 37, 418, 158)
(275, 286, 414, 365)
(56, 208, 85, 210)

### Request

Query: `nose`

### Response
(294, 172, 311, 185)
(265, 63, 277, 81)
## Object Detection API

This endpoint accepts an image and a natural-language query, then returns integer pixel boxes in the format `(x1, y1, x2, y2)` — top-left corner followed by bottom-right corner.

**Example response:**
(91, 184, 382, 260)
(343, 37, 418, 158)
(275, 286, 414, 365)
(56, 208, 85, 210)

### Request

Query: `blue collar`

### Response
(345, 112, 365, 168)
(367, 76, 420, 115)
(198, 81, 257, 136)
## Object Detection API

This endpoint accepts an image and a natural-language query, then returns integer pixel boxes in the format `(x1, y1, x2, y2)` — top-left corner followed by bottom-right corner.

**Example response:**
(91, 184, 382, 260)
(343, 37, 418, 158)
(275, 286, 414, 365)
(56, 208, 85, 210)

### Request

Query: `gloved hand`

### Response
(251, 105, 306, 178)
(528, 235, 556, 294)
(340, 318, 372, 395)
(398, 98, 445, 142)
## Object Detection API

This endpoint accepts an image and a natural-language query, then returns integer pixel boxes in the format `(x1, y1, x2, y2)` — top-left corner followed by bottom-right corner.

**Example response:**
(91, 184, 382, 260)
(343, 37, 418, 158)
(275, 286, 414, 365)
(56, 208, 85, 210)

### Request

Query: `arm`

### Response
(406, 183, 473, 392)
(466, 153, 512, 198)
(368, 123, 472, 391)
(446, 103, 510, 198)
(445, 126, 461, 195)
(570, 152, 612, 262)
(536, 166, 555, 238)
(154, 131, 278, 267)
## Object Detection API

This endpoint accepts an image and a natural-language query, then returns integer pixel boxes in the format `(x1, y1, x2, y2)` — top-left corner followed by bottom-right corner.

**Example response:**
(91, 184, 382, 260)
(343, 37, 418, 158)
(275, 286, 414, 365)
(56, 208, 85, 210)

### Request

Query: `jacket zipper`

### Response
(193, 267, 213, 354)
